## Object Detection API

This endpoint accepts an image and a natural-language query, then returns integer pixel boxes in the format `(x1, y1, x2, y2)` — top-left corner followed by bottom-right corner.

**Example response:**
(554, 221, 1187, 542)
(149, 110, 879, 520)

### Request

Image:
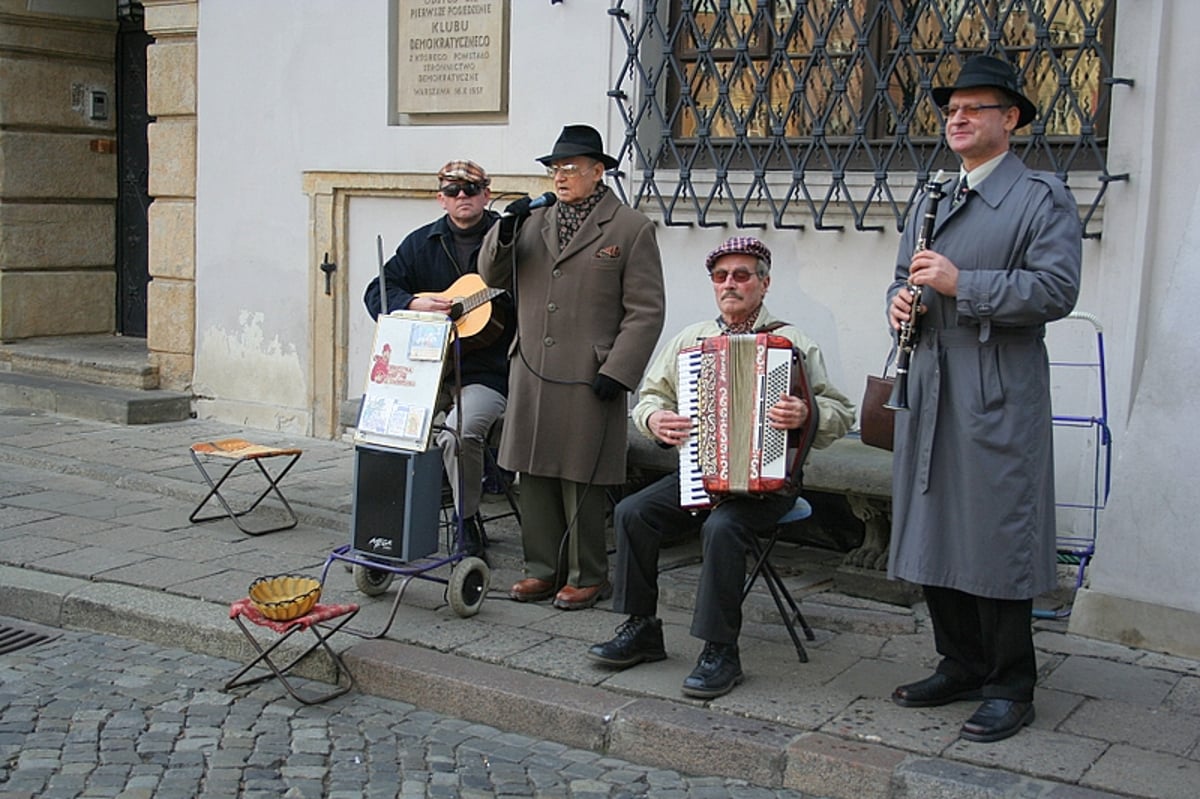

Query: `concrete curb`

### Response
(0, 563, 1126, 798)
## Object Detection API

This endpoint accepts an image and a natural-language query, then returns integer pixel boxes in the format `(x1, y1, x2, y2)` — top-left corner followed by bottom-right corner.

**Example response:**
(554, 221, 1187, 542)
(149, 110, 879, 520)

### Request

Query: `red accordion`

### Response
(677, 333, 815, 508)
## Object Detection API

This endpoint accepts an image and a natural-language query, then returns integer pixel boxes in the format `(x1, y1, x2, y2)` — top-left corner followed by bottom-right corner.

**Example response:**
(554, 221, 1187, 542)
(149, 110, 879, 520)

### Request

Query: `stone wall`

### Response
(143, 0, 197, 391)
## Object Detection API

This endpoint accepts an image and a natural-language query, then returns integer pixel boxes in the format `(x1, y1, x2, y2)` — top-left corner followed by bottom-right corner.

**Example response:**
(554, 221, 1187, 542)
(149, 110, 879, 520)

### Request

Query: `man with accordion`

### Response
(587, 237, 854, 698)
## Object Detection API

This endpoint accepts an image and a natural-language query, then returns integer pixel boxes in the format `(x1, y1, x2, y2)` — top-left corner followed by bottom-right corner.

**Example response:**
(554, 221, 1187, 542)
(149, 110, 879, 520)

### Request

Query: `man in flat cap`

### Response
(586, 236, 854, 699)
(479, 124, 666, 611)
(886, 55, 1081, 742)
(364, 159, 513, 561)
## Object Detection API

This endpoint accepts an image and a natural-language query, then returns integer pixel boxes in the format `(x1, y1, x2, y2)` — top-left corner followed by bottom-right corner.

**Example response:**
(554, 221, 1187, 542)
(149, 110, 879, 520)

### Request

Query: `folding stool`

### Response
(742, 496, 817, 662)
(189, 438, 302, 535)
(225, 597, 359, 705)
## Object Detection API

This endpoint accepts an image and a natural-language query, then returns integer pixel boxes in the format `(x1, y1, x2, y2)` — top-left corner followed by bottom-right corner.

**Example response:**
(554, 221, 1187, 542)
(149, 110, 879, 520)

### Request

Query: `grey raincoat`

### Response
(886, 152, 1082, 600)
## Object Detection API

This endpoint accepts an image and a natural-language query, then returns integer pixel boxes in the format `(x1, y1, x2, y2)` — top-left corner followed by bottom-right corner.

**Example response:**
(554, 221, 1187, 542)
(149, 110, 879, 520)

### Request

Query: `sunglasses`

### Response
(439, 182, 483, 198)
(709, 268, 757, 284)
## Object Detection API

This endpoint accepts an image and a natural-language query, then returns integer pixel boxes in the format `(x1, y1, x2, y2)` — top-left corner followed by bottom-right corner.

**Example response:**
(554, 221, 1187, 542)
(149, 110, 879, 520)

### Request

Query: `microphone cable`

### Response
(499, 205, 620, 599)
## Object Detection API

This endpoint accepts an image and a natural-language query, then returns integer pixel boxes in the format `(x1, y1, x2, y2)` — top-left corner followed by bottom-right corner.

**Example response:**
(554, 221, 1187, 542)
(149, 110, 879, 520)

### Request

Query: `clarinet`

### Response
(885, 170, 946, 411)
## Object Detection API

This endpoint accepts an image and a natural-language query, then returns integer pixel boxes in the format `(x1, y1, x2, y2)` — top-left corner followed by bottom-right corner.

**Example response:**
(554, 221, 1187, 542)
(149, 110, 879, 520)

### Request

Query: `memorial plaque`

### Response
(396, 0, 507, 115)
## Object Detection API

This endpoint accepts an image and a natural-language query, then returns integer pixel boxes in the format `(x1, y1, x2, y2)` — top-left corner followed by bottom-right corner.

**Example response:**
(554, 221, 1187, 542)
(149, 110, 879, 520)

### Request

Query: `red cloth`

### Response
(230, 597, 358, 634)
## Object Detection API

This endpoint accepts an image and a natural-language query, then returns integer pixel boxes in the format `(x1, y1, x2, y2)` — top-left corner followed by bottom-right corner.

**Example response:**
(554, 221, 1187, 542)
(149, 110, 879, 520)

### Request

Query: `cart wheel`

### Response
(448, 557, 490, 617)
(353, 564, 395, 596)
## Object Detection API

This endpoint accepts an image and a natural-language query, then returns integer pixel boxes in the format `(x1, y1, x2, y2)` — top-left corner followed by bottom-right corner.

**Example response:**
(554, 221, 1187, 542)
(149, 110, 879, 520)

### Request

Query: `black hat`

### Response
(537, 124, 619, 170)
(932, 55, 1038, 129)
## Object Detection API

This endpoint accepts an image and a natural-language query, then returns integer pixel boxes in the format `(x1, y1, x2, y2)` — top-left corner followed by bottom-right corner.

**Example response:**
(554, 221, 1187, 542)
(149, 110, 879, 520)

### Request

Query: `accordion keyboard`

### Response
(676, 348, 709, 508)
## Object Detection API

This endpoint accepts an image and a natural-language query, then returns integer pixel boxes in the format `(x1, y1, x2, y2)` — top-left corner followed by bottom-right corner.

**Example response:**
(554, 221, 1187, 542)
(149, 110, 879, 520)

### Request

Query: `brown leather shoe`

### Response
(552, 582, 612, 610)
(509, 577, 557, 603)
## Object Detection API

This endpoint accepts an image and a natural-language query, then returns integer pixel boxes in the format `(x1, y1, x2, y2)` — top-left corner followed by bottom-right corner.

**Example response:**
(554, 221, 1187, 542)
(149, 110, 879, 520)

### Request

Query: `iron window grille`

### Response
(607, 0, 1127, 238)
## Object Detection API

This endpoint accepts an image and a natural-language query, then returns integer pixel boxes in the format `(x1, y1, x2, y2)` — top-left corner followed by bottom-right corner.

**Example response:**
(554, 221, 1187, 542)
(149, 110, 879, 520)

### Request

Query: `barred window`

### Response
(608, 0, 1123, 236)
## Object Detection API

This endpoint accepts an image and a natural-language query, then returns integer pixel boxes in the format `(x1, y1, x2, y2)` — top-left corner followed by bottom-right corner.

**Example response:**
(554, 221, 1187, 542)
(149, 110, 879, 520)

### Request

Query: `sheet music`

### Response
(354, 311, 451, 452)
(677, 347, 708, 509)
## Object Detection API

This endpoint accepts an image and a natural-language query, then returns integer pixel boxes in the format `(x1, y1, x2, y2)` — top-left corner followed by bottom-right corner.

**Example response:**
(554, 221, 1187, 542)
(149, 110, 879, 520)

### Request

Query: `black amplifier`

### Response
(350, 444, 442, 562)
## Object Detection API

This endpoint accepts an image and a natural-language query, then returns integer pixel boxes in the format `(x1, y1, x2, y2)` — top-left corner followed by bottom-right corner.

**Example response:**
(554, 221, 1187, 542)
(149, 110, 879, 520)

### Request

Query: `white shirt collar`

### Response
(960, 151, 1007, 191)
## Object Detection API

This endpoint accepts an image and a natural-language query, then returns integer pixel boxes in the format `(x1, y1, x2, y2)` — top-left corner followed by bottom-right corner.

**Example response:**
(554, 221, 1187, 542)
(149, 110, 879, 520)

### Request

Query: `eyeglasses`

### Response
(439, 182, 483, 198)
(709, 268, 757, 284)
(545, 163, 587, 178)
(940, 103, 1009, 119)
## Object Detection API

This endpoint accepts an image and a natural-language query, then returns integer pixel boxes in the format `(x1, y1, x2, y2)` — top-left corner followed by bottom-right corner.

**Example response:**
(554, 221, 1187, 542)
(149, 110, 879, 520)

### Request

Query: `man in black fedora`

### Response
(479, 124, 665, 611)
(886, 55, 1082, 742)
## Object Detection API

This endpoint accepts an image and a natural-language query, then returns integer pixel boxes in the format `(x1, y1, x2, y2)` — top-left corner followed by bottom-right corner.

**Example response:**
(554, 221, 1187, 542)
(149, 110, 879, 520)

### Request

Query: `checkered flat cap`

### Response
(437, 160, 490, 186)
(705, 236, 772, 272)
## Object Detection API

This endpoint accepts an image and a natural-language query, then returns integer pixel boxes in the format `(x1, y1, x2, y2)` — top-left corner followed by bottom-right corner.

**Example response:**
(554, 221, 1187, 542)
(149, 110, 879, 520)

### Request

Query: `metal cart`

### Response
(320, 426, 497, 638)
(1036, 310, 1112, 619)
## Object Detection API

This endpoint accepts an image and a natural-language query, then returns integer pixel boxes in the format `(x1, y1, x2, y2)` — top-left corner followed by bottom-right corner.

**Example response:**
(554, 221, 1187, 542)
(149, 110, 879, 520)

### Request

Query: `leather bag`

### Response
(860, 350, 897, 451)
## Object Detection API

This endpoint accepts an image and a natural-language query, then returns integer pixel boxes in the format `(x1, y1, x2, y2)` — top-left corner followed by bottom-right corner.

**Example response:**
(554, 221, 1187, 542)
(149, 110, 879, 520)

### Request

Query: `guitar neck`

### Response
(459, 287, 504, 315)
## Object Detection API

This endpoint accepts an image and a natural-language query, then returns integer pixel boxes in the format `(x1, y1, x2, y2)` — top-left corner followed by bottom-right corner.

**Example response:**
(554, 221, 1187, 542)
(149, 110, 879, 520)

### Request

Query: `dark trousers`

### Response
(612, 472, 793, 645)
(924, 584, 1037, 702)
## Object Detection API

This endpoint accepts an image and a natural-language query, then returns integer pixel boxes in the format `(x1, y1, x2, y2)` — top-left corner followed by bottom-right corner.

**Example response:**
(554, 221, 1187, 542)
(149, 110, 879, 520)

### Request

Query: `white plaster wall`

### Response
(193, 0, 617, 430)
(1070, 0, 1200, 622)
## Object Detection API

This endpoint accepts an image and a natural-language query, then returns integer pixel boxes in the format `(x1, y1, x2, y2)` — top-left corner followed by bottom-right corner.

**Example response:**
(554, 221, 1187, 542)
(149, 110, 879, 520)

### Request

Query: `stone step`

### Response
(0, 334, 159, 390)
(0, 335, 191, 425)
(0, 371, 192, 424)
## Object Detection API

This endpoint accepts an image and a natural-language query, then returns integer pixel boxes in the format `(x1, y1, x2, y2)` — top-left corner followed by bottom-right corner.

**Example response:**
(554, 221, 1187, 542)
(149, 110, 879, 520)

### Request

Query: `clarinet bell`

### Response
(883, 371, 909, 411)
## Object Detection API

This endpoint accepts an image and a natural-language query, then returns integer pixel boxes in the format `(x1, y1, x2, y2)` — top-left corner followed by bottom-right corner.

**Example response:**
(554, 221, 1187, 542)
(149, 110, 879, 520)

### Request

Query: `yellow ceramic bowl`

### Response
(248, 574, 322, 621)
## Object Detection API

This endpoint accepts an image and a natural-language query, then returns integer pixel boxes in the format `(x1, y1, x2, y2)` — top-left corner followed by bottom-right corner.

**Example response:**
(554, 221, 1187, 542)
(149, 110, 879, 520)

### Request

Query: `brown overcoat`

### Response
(479, 190, 665, 485)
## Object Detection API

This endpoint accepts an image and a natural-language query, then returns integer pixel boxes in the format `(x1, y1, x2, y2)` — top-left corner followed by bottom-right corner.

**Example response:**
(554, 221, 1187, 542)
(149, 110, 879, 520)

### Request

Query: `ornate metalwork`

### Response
(608, 0, 1124, 238)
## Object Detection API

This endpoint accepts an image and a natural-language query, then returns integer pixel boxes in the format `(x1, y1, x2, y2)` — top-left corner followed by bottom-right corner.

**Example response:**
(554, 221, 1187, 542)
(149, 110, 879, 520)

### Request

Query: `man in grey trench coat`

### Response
(886, 56, 1081, 743)
(479, 124, 665, 611)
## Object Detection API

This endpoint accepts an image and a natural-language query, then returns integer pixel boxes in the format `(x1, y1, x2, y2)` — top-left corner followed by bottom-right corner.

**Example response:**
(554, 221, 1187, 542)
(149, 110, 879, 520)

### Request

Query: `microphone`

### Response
(528, 191, 556, 210)
(502, 191, 557, 217)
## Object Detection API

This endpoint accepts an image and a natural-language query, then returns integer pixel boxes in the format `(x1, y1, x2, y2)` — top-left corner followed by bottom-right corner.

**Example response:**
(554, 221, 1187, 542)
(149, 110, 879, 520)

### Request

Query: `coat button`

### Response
(547, 302, 557, 312)
(543, 336, 555, 347)
(552, 269, 563, 278)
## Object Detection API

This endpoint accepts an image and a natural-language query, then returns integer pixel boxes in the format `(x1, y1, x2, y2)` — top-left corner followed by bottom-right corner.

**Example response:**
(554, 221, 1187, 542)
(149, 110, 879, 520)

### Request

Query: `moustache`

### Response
(720, 290, 743, 300)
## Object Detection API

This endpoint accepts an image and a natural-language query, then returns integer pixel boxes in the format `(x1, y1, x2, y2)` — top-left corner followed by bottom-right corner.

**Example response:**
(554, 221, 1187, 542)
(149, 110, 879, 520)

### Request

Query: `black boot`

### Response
(587, 616, 667, 668)
(681, 641, 743, 698)
(460, 515, 488, 564)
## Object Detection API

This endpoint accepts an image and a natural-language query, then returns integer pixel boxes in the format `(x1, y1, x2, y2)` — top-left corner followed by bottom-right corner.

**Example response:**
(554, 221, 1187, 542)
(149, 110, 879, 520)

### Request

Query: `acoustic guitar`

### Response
(414, 272, 507, 350)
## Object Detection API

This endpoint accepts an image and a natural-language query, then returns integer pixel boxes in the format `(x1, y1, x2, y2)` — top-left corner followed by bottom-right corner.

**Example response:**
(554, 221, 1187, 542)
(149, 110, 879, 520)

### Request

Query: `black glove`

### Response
(503, 196, 534, 217)
(591, 374, 627, 402)
(498, 214, 520, 245)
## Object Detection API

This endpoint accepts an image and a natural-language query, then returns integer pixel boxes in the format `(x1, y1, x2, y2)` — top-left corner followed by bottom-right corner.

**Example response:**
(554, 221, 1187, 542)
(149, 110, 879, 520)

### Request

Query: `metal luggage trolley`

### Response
(322, 302, 502, 638)
(320, 433, 494, 638)
(1036, 310, 1113, 619)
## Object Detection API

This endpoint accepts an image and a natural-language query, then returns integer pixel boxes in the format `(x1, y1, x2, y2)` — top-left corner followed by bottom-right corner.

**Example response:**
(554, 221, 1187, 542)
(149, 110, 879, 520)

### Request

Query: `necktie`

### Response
(952, 177, 971, 208)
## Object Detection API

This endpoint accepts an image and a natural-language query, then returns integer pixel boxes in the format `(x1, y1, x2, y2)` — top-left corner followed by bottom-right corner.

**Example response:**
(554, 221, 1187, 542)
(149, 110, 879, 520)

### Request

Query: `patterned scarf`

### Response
(556, 183, 609, 251)
(717, 304, 763, 335)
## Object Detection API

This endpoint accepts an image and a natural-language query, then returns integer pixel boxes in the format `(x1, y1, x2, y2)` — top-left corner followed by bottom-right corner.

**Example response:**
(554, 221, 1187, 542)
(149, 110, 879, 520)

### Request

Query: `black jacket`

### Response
(363, 211, 512, 397)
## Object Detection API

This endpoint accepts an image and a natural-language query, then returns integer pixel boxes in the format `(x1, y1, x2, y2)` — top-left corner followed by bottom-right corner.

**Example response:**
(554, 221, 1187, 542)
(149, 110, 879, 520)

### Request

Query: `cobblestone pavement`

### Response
(0, 619, 828, 799)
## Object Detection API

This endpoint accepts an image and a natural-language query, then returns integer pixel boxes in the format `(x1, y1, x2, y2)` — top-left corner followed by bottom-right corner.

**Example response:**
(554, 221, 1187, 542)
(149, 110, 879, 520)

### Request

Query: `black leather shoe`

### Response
(892, 673, 983, 708)
(587, 616, 667, 668)
(959, 699, 1035, 743)
(681, 642, 743, 699)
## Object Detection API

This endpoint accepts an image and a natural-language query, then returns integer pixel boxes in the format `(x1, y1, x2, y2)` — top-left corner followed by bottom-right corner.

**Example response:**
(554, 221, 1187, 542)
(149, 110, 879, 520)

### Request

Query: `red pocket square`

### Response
(596, 245, 621, 259)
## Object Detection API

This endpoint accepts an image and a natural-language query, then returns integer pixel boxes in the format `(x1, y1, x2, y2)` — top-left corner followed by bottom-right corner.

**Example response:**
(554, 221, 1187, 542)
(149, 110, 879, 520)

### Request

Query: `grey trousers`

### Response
(517, 473, 610, 589)
(435, 383, 506, 519)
